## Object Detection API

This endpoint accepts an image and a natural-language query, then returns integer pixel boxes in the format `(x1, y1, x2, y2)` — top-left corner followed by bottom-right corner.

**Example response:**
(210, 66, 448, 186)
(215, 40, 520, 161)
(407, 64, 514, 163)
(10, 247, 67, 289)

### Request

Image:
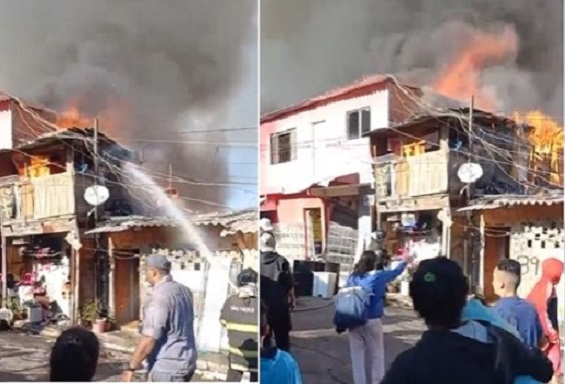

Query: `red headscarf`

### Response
(527, 258, 563, 375)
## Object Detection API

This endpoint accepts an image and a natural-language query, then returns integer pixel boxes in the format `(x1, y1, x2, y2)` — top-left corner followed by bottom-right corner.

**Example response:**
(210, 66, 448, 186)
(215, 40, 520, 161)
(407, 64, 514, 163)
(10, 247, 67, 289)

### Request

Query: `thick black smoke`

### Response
(261, 0, 563, 118)
(0, 0, 257, 210)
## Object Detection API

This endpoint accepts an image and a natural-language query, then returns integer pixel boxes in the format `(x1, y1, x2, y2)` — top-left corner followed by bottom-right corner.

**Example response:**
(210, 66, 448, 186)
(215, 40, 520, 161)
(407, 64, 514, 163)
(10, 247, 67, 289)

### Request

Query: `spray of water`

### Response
(123, 163, 237, 289)
(125, 163, 212, 257)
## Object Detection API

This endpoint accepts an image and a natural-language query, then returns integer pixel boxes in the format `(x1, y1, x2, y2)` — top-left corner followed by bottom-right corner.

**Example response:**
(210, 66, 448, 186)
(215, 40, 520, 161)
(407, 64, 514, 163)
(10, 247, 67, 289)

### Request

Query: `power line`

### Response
(173, 126, 257, 134)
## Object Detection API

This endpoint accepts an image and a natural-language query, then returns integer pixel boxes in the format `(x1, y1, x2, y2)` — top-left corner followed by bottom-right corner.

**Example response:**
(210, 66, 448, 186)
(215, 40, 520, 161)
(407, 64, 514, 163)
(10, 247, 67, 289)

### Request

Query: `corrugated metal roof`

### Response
(458, 193, 564, 212)
(85, 209, 258, 236)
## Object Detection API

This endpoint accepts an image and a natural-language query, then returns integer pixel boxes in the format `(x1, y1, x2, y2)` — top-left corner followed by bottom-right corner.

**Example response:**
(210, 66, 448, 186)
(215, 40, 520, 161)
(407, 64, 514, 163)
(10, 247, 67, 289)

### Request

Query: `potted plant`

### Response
(80, 300, 100, 329)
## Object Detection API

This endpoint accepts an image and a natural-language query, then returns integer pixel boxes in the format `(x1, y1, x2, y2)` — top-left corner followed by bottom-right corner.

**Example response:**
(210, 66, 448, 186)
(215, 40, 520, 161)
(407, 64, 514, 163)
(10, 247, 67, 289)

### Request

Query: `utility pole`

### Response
(463, 96, 474, 283)
(467, 96, 475, 201)
(93, 118, 99, 223)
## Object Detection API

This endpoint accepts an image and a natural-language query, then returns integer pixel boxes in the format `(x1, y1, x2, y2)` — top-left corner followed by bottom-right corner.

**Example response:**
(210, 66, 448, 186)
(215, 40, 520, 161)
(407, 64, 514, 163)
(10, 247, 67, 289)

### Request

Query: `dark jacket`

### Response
(220, 285, 258, 373)
(260, 251, 293, 330)
(381, 324, 553, 384)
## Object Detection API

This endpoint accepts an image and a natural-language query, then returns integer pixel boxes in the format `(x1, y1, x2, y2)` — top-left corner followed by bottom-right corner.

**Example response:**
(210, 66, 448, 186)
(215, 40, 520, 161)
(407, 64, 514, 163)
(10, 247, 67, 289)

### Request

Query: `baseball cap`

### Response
(409, 257, 469, 316)
(259, 218, 274, 232)
(145, 254, 171, 271)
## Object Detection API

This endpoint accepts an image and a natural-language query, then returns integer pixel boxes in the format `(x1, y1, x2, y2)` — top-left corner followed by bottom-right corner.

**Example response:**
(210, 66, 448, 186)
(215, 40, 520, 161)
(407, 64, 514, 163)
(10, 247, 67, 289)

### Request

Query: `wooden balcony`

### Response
(375, 150, 448, 199)
(0, 172, 76, 223)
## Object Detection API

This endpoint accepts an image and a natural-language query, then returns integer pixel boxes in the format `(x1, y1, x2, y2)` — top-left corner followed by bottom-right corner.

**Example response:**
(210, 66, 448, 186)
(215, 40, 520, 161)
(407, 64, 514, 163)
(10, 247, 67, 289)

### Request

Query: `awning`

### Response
(458, 194, 564, 212)
(260, 197, 277, 211)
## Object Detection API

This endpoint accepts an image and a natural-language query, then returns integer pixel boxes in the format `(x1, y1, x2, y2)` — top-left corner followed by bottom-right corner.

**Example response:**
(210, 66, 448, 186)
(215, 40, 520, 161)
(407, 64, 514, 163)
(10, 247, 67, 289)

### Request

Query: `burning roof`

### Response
(7, 126, 137, 162)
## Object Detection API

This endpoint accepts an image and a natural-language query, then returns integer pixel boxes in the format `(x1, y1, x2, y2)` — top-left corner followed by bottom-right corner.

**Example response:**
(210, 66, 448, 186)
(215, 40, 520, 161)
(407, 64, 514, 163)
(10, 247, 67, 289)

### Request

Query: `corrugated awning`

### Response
(85, 209, 258, 236)
(458, 194, 564, 212)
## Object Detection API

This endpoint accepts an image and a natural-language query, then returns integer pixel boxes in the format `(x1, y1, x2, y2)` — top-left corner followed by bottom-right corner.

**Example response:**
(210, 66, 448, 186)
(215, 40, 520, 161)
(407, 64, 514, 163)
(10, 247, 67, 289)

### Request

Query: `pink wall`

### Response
(277, 196, 325, 225)
(259, 120, 276, 194)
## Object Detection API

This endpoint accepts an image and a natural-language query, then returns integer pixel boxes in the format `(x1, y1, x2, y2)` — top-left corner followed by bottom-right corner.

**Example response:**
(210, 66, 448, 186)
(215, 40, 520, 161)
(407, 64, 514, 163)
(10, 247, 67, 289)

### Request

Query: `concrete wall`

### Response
(139, 251, 244, 353)
(482, 204, 564, 333)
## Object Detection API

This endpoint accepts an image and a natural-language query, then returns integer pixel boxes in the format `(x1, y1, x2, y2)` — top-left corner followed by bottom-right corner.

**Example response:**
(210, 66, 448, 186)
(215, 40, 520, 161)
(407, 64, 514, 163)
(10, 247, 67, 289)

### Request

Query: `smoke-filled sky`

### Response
(0, 0, 257, 211)
(261, 0, 563, 119)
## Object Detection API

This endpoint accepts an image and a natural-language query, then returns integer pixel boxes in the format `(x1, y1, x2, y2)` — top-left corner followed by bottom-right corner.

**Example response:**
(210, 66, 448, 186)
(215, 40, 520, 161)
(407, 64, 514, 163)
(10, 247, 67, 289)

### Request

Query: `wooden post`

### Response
(478, 212, 485, 294)
(72, 247, 80, 324)
(1, 236, 7, 308)
(467, 97, 475, 200)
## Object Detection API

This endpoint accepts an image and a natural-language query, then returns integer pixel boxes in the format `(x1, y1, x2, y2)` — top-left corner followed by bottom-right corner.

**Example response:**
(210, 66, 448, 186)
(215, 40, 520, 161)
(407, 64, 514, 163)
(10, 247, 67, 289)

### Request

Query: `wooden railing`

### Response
(374, 151, 448, 198)
(0, 172, 76, 222)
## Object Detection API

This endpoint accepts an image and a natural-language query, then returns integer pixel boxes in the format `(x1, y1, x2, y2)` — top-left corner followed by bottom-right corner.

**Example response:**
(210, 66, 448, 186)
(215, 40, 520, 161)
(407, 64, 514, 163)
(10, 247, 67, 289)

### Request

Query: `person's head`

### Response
(492, 259, 521, 297)
(352, 250, 377, 275)
(541, 258, 564, 285)
(144, 254, 171, 286)
(50, 327, 100, 382)
(259, 218, 274, 233)
(410, 257, 469, 330)
(260, 231, 276, 253)
(237, 268, 258, 287)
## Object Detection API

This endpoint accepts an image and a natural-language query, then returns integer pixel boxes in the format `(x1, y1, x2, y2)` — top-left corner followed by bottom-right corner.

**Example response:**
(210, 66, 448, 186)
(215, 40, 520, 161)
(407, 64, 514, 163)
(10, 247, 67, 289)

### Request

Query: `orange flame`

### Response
(513, 111, 563, 153)
(432, 25, 563, 187)
(513, 111, 563, 187)
(434, 26, 518, 111)
(56, 106, 92, 129)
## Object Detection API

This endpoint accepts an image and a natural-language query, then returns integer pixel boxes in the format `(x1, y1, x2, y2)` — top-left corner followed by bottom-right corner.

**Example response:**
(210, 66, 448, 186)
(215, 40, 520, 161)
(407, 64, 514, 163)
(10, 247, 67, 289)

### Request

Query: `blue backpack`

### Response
(333, 284, 372, 330)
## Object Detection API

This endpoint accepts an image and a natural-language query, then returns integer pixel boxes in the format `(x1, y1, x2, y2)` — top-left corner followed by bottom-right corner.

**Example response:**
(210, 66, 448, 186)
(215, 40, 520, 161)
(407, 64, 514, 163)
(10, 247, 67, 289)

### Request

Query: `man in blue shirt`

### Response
(492, 259, 545, 348)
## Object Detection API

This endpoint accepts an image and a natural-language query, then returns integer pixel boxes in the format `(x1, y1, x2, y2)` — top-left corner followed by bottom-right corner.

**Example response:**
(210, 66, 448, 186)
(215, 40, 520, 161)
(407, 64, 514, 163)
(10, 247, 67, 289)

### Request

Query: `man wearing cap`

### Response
(220, 268, 259, 382)
(260, 231, 294, 352)
(121, 254, 197, 382)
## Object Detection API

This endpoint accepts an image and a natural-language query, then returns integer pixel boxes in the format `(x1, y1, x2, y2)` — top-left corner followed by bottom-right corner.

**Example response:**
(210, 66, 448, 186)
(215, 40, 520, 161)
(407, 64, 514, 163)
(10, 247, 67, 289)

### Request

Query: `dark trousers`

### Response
(272, 324, 291, 351)
(226, 369, 258, 382)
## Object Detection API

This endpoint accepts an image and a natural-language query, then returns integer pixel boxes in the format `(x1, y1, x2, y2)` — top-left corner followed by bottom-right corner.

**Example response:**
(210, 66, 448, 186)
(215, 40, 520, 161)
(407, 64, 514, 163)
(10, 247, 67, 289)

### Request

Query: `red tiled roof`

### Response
(261, 74, 396, 123)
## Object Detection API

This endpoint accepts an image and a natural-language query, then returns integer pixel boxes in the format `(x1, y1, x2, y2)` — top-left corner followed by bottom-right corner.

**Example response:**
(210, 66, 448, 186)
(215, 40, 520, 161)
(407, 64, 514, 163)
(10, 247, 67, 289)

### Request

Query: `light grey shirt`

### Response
(142, 275, 197, 375)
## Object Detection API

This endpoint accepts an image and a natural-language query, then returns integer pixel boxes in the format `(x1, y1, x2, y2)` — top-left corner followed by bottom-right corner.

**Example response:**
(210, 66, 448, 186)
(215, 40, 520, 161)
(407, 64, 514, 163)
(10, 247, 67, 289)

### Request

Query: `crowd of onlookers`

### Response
(258, 215, 563, 384)
(43, 220, 561, 384)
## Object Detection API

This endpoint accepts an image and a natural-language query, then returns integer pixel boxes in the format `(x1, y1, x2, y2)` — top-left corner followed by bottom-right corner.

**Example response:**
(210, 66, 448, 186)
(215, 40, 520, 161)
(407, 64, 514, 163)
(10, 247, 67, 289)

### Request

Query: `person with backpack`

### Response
(381, 257, 553, 384)
(334, 250, 408, 384)
(461, 296, 550, 384)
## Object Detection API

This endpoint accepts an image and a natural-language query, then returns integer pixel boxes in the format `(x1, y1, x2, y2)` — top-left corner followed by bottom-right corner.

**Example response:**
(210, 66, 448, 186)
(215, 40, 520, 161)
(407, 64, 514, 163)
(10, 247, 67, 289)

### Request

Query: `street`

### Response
(291, 298, 425, 384)
(0, 332, 211, 382)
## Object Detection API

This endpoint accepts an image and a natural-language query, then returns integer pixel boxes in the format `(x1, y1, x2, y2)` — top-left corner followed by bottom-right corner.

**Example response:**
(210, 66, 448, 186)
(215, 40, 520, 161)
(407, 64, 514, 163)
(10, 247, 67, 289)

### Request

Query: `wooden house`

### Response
(0, 127, 136, 322)
(366, 108, 553, 291)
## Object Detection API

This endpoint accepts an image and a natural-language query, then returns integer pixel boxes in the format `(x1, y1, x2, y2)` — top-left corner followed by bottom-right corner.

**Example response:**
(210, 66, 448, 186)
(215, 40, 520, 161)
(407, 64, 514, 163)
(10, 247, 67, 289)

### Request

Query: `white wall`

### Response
(265, 89, 390, 195)
(0, 105, 12, 150)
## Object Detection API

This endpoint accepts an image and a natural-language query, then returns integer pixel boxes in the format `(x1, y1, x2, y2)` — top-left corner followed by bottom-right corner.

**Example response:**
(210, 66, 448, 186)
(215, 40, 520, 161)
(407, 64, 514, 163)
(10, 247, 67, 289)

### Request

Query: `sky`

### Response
(0, 0, 258, 212)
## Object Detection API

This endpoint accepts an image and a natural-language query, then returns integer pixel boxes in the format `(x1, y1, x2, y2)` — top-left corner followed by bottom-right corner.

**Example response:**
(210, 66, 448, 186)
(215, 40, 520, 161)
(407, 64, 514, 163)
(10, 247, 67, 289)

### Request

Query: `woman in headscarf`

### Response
(527, 258, 564, 384)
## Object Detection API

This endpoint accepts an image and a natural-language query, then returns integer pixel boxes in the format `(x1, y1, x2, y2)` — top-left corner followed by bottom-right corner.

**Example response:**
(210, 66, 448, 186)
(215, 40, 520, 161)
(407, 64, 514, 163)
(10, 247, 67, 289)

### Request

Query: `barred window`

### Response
(270, 129, 297, 164)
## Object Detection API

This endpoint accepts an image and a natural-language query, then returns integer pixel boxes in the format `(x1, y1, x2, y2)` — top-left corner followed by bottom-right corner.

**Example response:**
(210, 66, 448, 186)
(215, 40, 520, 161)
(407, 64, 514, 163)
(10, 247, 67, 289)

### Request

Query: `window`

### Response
(270, 129, 297, 164)
(347, 108, 371, 140)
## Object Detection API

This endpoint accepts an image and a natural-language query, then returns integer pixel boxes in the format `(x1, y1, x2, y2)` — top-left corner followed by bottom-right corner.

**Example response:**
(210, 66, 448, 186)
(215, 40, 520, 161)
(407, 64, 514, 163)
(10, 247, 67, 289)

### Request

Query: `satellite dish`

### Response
(84, 185, 110, 206)
(457, 163, 483, 184)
